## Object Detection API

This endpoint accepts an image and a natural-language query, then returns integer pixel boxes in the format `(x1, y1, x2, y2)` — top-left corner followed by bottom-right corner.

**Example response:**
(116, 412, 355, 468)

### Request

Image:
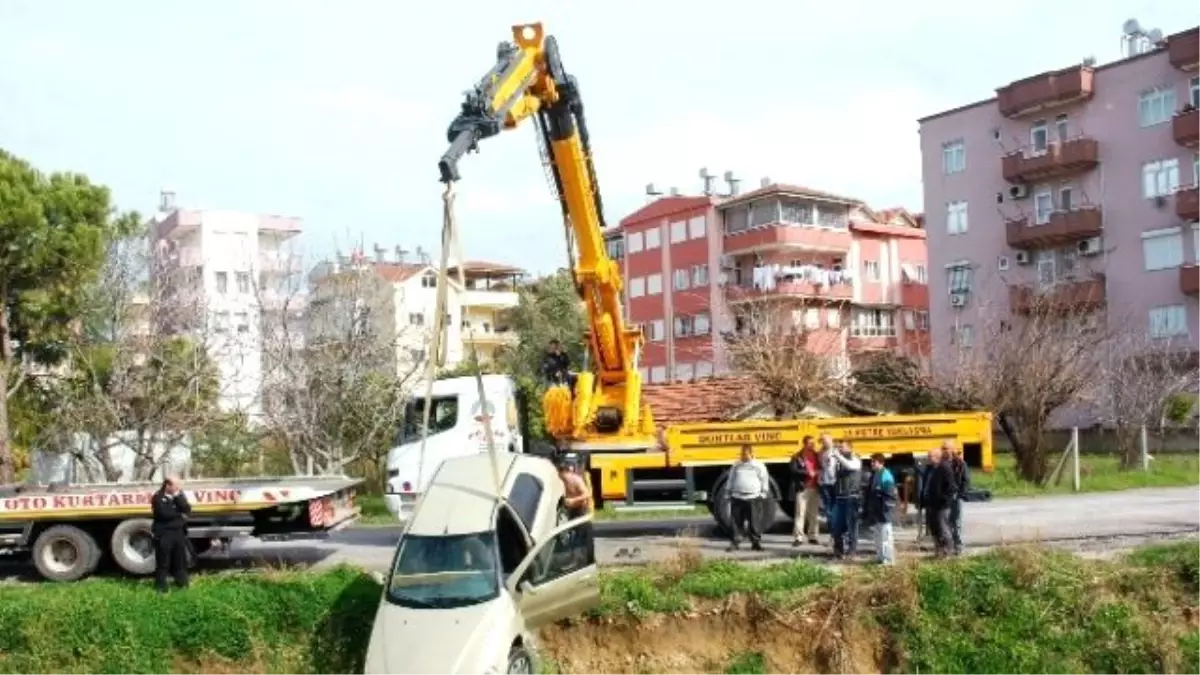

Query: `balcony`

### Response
(1168, 28, 1199, 71)
(1005, 206, 1103, 249)
(723, 225, 852, 255)
(461, 289, 519, 308)
(1173, 107, 1199, 147)
(1178, 186, 1200, 222)
(1002, 137, 1100, 183)
(1181, 265, 1200, 296)
(899, 280, 929, 308)
(260, 253, 304, 275)
(996, 65, 1095, 118)
(725, 279, 853, 303)
(462, 328, 518, 346)
(1009, 276, 1106, 315)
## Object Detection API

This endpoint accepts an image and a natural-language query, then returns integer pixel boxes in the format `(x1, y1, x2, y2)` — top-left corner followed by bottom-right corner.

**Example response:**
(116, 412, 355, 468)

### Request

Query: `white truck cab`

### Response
(384, 375, 530, 522)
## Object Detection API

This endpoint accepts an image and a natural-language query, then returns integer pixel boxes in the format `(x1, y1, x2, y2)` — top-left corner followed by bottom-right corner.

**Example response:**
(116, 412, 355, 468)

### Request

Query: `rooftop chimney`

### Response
(669, 187, 681, 197)
(159, 189, 176, 212)
(760, 176, 772, 189)
(373, 244, 386, 263)
(699, 167, 714, 196)
(394, 245, 409, 264)
(723, 170, 741, 197)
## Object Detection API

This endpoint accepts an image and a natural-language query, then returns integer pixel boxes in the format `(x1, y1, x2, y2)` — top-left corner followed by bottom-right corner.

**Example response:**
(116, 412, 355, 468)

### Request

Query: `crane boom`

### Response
(439, 23, 656, 450)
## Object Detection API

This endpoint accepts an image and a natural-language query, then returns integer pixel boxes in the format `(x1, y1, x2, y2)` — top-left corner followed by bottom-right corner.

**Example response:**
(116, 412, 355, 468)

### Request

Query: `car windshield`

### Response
(386, 532, 500, 609)
(398, 395, 459, 445)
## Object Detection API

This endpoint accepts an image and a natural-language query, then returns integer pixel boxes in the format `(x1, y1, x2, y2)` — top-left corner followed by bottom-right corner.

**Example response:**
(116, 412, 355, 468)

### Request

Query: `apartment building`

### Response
(306, 246, 523, 378)
(918, 25, 1199, 362)
(606, 178, 930, 384)
(150, 191, 304, 418)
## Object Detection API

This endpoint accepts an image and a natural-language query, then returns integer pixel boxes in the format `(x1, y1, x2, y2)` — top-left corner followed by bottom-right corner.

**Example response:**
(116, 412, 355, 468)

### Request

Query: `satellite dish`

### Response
(1122, 18, 1142, 35)
(1147, 28, 1164, 43)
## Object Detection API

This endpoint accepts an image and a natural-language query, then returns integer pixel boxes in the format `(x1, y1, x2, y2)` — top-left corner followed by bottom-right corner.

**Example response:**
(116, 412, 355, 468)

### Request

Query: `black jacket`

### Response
(949, 456, 971, 496)
(863, 467, 898, 526)
(541, 351, 571, 384)
(151, 489, 192, 537)
(921, 462, 957, 511)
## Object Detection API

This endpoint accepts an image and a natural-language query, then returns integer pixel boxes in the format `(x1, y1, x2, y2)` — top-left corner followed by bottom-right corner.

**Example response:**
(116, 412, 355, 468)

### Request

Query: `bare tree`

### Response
(1093, 325, 1197, 468)
(258, 256, 419, 477)
(25, 231, 228, 482)
(722, 298, 849, 418)
(932, 282, 1111, 482)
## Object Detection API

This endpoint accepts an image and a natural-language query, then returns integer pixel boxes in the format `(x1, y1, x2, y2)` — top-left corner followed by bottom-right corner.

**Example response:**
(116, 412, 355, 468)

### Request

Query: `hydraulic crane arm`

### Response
(439, 23, 656, 449)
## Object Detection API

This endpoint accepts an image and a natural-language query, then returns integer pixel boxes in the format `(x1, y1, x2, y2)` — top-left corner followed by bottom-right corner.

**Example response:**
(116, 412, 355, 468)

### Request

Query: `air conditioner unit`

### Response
(1009, 184, 1029, 199)
(1078, 236, 1103, 256)
(1014, 250, 1032, 265)
(950, 293, 968, 308)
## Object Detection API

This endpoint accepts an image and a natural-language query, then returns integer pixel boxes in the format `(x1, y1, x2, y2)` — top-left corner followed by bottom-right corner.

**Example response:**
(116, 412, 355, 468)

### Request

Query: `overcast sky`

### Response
(1, 1, 1194, 274)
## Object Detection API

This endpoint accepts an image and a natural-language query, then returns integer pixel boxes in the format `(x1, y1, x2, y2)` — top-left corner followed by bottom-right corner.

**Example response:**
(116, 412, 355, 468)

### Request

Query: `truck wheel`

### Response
(709, 471, 781, 537)
(110, 519, 158, 576)
(506, 644, 535, 674)
(32, 525, 101, 582)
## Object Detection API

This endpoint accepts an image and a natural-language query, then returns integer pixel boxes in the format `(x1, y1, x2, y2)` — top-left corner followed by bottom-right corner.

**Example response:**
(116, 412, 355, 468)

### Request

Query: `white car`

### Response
(364, 453, 599, 674)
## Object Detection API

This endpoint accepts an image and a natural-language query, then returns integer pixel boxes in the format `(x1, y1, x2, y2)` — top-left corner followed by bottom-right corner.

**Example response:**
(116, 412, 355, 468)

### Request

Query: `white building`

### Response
(306, 245, 523, 378)
(150, 190, 304, 419)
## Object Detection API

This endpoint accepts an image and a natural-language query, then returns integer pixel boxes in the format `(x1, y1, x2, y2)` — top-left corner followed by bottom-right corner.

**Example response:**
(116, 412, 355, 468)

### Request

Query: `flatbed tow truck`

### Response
(0, 476, 362, 581)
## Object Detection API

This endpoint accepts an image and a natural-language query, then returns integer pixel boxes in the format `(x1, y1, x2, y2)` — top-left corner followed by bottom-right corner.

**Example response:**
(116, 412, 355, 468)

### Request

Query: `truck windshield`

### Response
(386, 532, 500, 609)
(398, 395, 459, 444)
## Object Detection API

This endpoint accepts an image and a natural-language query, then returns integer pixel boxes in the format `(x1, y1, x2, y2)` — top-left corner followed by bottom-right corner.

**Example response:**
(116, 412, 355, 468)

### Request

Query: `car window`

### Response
(398, 395, 459, 444)
(524, 521, 595, 587)
(387, 532, 499, 609)
(507, 473, 544, 532)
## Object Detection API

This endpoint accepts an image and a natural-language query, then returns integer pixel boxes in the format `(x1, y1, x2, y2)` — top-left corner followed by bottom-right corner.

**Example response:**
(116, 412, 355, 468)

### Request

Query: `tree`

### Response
(850, 351, 981, 414)
(723, 302, 848, 418)
(0, 149, 135, 482)
(259, 261, 418, 476)
(23, 232, 225, 482)
(933, 288, 1110, 483)
(1094, 331, 1196, 468)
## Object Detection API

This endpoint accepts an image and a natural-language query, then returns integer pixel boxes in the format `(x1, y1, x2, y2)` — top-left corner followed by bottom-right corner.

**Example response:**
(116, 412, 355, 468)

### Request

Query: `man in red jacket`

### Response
(790, 436, 821, 546)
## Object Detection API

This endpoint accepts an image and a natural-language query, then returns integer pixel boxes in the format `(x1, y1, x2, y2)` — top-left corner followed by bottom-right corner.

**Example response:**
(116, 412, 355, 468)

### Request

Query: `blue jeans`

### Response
(830, 497, 860, 557)
(949, 499, 964, 554)
(818, 485, 836, 519)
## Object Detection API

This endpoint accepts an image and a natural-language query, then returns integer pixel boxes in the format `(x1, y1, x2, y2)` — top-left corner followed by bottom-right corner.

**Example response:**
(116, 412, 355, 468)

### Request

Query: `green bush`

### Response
(0, 566, 381, 674)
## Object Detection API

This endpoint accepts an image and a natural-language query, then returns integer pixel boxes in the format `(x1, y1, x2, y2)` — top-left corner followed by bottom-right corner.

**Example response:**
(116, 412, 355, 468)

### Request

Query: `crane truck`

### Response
(385, 22, 994, 534)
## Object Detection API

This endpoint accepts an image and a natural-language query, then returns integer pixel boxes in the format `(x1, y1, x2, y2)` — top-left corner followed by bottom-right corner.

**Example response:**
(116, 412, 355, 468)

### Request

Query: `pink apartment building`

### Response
(918, 26, 1200, 362)
(605, 179, 931, 384)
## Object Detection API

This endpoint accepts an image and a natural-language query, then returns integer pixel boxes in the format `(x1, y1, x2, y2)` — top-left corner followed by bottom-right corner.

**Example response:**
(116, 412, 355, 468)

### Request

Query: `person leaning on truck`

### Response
(789, 436, 820, 547)
(946, 442, 970, 556)
(726, 444, 770, 552)
(151, 476, 192, 594)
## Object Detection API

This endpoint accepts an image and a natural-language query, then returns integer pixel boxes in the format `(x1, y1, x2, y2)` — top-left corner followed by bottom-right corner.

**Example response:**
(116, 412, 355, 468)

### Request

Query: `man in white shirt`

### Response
(727, 444, 771, 552)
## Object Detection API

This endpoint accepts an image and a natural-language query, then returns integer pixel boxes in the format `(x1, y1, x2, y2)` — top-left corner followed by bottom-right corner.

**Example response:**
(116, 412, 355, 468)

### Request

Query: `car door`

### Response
(506, 516, 599, 628)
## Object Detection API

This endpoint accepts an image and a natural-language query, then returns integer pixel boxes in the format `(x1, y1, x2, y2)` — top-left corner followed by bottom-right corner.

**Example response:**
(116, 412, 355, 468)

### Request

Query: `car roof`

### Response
(407, 453, 557, 536)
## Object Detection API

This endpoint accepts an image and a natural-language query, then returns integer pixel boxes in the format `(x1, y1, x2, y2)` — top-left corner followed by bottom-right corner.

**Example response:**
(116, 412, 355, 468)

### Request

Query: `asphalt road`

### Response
(1, 486, 1195, 581)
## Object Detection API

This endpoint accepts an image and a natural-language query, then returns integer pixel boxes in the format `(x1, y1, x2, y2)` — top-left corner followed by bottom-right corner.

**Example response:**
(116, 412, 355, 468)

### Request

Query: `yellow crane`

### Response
(438, 23, 657, 453)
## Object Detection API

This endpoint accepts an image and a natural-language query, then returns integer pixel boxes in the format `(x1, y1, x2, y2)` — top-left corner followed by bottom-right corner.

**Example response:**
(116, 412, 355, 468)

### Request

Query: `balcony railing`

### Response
(723, 224, 852, 255)
(1009, 276, 1105, 315)
(1005, 206, 1103, 248)
(996, 65, 1095, 118)
(461, 289, 519, 308)
(1181, 265, 1200, 296)
(1002, 137, 1100, 183)
(1167, 28, 1200, 71)
(1173, 106, 1199, 148)
(1177, 186, 1200, 222)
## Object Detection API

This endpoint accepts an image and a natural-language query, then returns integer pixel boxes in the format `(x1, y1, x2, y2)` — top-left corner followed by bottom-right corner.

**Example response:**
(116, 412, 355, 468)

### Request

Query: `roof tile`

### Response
(643, 375, 756, 425)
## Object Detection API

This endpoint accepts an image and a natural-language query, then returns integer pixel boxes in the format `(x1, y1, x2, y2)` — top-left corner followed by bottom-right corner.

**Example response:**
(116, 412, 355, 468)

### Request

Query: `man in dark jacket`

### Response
(541, 339, 573, 387)
(151, 476, 192, 593)
(863, 453, 897, 565)
(946, 442, 970, 556)
(829, 442, 862, 560)
(920, 448, 956, 558)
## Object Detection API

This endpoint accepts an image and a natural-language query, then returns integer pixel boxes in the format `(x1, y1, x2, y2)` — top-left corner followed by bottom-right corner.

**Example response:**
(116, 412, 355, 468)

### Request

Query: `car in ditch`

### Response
(363, 452, 599, 674)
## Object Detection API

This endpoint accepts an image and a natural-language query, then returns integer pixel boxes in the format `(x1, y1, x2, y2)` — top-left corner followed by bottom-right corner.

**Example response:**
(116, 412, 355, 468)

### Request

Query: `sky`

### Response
(1, 1, 1195, 276)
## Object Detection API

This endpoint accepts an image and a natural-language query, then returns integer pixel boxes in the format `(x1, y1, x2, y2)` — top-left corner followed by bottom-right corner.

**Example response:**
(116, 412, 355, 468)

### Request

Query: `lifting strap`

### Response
(414, 182, 503, 497)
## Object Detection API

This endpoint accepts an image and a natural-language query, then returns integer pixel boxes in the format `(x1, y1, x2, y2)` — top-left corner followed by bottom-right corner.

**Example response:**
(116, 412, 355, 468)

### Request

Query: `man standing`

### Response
(946, 442, 970, 556)
(829, 441, 863, 560)
(541, 339, 573, 387)
(863, 453, 898, 565)
(920, 448, 956, 558)
(151, 476, 192, 594)
(727, 444, 770, 552)
(789, 436, 820, 547)
(816, 434, 838, 521)
(556, 457, 592, 519)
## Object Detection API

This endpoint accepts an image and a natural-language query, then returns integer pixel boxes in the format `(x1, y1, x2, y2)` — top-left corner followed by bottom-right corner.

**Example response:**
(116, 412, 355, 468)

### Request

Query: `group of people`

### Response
(725, 437, 972, 564)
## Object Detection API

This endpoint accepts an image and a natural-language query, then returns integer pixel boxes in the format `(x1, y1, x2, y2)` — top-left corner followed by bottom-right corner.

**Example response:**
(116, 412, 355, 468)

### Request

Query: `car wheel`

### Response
(506, 645, 535, 674)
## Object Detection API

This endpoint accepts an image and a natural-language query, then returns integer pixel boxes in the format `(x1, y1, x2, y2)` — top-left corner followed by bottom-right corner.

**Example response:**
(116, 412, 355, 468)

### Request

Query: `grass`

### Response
(0, 541, 1196, 673)
(977, 451, 1199, 498)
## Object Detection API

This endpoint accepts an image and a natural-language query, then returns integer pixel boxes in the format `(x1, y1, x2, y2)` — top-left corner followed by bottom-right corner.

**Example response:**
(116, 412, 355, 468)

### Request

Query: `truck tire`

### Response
(709, 470, 780, 537)
(32, 525, 102, 582)
(111, 518, 157, 576)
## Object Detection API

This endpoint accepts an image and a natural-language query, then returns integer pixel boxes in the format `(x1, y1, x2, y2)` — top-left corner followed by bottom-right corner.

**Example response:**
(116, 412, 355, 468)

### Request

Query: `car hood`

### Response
(363, 595, 519, 674)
